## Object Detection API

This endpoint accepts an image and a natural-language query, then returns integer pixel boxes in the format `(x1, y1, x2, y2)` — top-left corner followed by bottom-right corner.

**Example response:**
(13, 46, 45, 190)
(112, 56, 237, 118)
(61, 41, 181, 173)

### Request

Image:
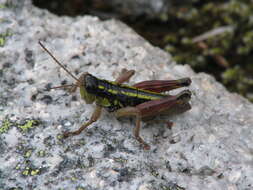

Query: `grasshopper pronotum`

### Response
(39, 41, 191, 150)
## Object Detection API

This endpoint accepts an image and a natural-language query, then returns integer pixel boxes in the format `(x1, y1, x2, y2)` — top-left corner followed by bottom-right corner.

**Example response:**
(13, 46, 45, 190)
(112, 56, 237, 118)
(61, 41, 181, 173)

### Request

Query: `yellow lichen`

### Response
(0, 119, 11, 134)
(37, 150, 46, 157)
(18, 120, 39, 132)
(31, 169, 40, 176)
(24, 150, 32, 158)
(22, 168, 29, 176)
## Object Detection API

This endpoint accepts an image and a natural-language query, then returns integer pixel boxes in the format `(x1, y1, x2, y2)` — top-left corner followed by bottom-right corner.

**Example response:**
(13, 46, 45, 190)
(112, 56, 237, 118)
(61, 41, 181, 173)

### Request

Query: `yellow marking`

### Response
(98, 85, 105, 89)
(119, 101, 124, 107)
(108, 89, 118, 94)
(121, 91, 160, 100)
(99, 79, 165, 101)
(122, 91, 137, 97)
(96, 97, 111, 106)
(114, 99, 119, 105)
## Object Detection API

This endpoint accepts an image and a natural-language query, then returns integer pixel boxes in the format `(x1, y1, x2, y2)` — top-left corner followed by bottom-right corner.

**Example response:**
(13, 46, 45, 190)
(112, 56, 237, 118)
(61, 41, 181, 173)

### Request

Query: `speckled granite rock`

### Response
(0, 1, 253, 190)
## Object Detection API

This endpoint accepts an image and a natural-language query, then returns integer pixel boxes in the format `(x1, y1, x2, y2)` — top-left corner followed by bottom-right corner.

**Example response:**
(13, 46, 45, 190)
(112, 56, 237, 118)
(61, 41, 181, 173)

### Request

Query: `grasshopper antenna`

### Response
(38, 41, 79, 82)
(48, 84, 75, 90)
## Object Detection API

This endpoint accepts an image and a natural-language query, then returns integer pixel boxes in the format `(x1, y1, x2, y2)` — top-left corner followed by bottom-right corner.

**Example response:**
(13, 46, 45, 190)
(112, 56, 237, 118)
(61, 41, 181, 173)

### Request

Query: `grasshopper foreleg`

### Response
(63, 106, 102, 138)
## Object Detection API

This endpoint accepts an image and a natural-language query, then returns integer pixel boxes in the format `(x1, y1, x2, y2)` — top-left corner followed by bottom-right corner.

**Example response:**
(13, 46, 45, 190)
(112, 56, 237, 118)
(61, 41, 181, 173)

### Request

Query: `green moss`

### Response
(0, 29, 12, 47)
(30, 169, 40, 176)
(114, 157, 127, 164)
(0, 119, 11, 134)
(71, 176, 77, 181)
(159, 1, 253, 102)
(7, 188, 23, 190)
(0, 37, 5, 47)
(24, 149, 32, 158)
(37, 150, 46, 157)
(222, 67, 240, 83)
(160, 184, 185, 190)
(15, 163, 22, 170)
(18, 119, 39, 132)
(0, 4, 6, 8)
(76, 187, 86, 190)
(237, 46, 250, 54)
(22, 167, 41, 176)
(22, 167, 30, 176)
(57, 134, 63, 140)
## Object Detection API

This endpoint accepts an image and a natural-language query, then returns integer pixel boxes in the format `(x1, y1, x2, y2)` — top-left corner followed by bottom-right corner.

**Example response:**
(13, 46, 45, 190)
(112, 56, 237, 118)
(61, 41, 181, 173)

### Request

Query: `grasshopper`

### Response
(39, 41, 192, 150)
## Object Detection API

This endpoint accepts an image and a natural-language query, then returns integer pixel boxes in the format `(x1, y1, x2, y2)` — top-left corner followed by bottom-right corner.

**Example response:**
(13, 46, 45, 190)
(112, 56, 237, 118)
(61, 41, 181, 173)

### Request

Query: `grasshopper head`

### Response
(78, 73, 96, 104)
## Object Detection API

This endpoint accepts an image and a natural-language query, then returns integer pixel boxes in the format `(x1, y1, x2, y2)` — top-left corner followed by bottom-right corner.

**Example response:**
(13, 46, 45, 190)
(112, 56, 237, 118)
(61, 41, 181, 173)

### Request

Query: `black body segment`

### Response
(84, 74, 167, 112)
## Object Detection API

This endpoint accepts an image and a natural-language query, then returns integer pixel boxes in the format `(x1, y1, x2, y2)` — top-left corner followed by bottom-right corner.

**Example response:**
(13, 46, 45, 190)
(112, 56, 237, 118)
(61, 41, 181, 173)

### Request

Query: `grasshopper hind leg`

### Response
(115, 90, 191, 150)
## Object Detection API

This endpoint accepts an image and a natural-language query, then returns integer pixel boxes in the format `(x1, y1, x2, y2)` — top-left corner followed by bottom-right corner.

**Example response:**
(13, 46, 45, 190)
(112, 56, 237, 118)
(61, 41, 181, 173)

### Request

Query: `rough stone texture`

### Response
(1, 1, 253, 190)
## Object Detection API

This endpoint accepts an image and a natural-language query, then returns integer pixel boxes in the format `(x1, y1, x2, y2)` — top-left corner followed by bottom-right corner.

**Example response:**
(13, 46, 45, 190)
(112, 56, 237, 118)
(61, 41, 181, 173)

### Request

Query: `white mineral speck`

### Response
(208, 134, 216, 143)
(229, 170, 241, 183)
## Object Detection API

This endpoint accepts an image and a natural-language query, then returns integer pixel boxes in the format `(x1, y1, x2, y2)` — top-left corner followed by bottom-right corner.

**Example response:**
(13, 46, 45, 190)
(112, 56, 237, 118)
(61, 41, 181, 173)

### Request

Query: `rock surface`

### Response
(0, 1, 253, 190)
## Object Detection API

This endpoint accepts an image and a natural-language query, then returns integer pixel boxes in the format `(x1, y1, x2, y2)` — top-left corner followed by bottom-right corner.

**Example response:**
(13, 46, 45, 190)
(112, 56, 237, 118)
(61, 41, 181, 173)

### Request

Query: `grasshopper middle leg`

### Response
(63, 105, 102, 138)
(114, 107, 151, 150)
